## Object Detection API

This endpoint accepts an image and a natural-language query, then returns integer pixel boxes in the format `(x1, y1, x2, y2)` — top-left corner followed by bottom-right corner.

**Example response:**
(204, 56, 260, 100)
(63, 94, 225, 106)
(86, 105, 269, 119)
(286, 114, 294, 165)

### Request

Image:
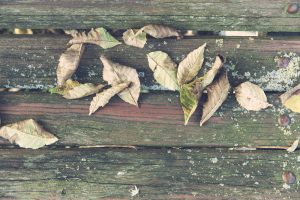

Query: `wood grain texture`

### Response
(0, 148, 299, 199)
(0, 35, 300, 92)
(0, 0, 300, 31)
(0, 91, 299, 147)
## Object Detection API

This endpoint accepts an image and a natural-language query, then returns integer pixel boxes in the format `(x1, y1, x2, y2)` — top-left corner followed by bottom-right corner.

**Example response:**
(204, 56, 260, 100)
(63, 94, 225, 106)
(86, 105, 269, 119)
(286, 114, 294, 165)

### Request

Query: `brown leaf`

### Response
(56, 44, 85, 87)
(235, 82, 272, 111)
(68, 28, 121, 49)
(177, 43, 206, 86)
(0, 119, 58, 149)
(147, 51, 179, 91)
(200, 72, 230, 126)
(89, 82, 130, 115)
(180, 56, 224, 125)
(63, 82, 105, 100)
(123, 29, 147, 48)
(142, 24, 181, 39)
(101, 55, 141, 106)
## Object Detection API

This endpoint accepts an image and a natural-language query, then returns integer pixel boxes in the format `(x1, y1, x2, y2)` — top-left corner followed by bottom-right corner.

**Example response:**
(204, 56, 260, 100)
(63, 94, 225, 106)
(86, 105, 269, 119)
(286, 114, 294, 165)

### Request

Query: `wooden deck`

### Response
(0, 1, 300, 199)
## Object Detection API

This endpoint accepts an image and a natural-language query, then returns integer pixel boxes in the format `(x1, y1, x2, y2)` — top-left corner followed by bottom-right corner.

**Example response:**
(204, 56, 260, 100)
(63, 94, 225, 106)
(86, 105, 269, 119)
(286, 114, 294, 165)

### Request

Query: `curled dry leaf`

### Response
(57, 44, 85, 87)
(63, 82, 105, 99)
(123, 29, 147, 48)
(101, 55, 141, 106)
(177, 43, 206, 86)
(0, 119, 58, 149)
(142, 24, 181, 39)
(68, 28, 121, 49)
(200, 72, 230, 126)
(50, 79, 104, 99)
(147, 51, 179, 91)
(180, 56, 224, 125)
(280, 84, 300, 113)
(287, 138, 299, 153)
(235, 82, 272, 111)
(89, 82, 130, 115)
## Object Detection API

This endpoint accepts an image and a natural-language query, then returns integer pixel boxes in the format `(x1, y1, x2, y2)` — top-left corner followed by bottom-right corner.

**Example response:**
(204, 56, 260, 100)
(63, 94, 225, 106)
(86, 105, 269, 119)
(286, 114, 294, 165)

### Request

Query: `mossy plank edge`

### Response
(0, 0, 300, 31)
(0, 91, 299, 147)
(0, 148, 299, 199)
(0, 35, 300, 92)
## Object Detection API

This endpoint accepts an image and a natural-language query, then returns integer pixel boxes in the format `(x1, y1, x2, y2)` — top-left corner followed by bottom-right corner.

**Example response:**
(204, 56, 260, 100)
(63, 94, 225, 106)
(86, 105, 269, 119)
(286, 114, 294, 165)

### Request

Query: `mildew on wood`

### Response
(0, 148, 299, 199)
(0, 91, 299, 147)
(0, 35, 300, 92)
(0, 0, 300, 31)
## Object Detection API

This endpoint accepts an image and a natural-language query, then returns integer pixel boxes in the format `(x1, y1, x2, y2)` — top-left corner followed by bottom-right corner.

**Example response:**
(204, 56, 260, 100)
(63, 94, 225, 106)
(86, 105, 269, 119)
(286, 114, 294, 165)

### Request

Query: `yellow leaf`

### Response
(177, 43, 206, 86)
(14, 28, 33, 34)
(280, 84, 300, 113)
(200, 72, 230, 126)
(142, 24, 181, 39)
(89, 82, 130, 115)
(180, 56, 224, 125)
(284, 95, 300, 113)
(287, 139, 299, 153)
(123, 29, 147, 48)
(56, 44, 85, 87)
(100, 55, 141, 106)
(147, 51, 179, 91)
(68, 28, 121, 49)
(0, 119, 58, 149)
(235, 82, 272, 111)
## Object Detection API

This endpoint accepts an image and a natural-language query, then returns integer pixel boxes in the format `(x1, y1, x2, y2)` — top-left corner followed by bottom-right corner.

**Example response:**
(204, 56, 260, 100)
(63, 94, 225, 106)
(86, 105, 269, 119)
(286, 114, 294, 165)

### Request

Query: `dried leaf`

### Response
(147, 51, 179, 91)
(287, 139, 299, 153)
(101, 55, 141, 106)
(280, 84, 300, 113)
(0, 119, 58, 149)
(123, 29, 147, 48)
(56, 44, 85, 87)
(63, 83, 104, 100)
(200, 72, 230, 126)
(68, 28, 121, 49)
(235, 82, 272, 111)
(89, 82, 130, 115)
(142, 24, 181, 39)
(180, 56, 224, 125)
(177, 43, 206, 86)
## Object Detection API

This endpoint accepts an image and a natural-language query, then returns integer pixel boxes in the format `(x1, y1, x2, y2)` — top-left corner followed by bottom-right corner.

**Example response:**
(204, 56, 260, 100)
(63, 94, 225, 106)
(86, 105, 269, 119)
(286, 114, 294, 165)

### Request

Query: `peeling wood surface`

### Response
(0, 148, 299, 199)
(0, 0, 300, 31)
(0, 91, 299, 147)
(0, 35, 300, 92)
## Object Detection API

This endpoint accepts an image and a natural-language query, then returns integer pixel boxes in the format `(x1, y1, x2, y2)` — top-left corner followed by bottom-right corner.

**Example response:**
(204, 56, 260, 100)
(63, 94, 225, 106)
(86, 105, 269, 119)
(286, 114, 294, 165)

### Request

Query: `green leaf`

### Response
(180, 77, 204, 125)
(179, 55, 225, 125)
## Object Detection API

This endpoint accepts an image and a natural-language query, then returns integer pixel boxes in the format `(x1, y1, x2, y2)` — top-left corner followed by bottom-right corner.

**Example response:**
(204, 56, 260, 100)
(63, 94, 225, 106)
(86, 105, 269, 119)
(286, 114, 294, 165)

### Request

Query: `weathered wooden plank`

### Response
(0, 35, 300, 92)
(0, 91, 299, 147)
(0, 0, 300, 31)
(0, 148, 299, 199)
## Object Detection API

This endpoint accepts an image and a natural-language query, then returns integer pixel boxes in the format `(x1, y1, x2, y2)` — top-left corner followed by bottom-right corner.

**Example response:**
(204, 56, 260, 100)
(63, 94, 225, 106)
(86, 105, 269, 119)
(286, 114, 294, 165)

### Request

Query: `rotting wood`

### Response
(0, 91, 299, 147)
(0, 35, 300, 92)
(0, 148, 299, 199)
(0, 0, 300, 31)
